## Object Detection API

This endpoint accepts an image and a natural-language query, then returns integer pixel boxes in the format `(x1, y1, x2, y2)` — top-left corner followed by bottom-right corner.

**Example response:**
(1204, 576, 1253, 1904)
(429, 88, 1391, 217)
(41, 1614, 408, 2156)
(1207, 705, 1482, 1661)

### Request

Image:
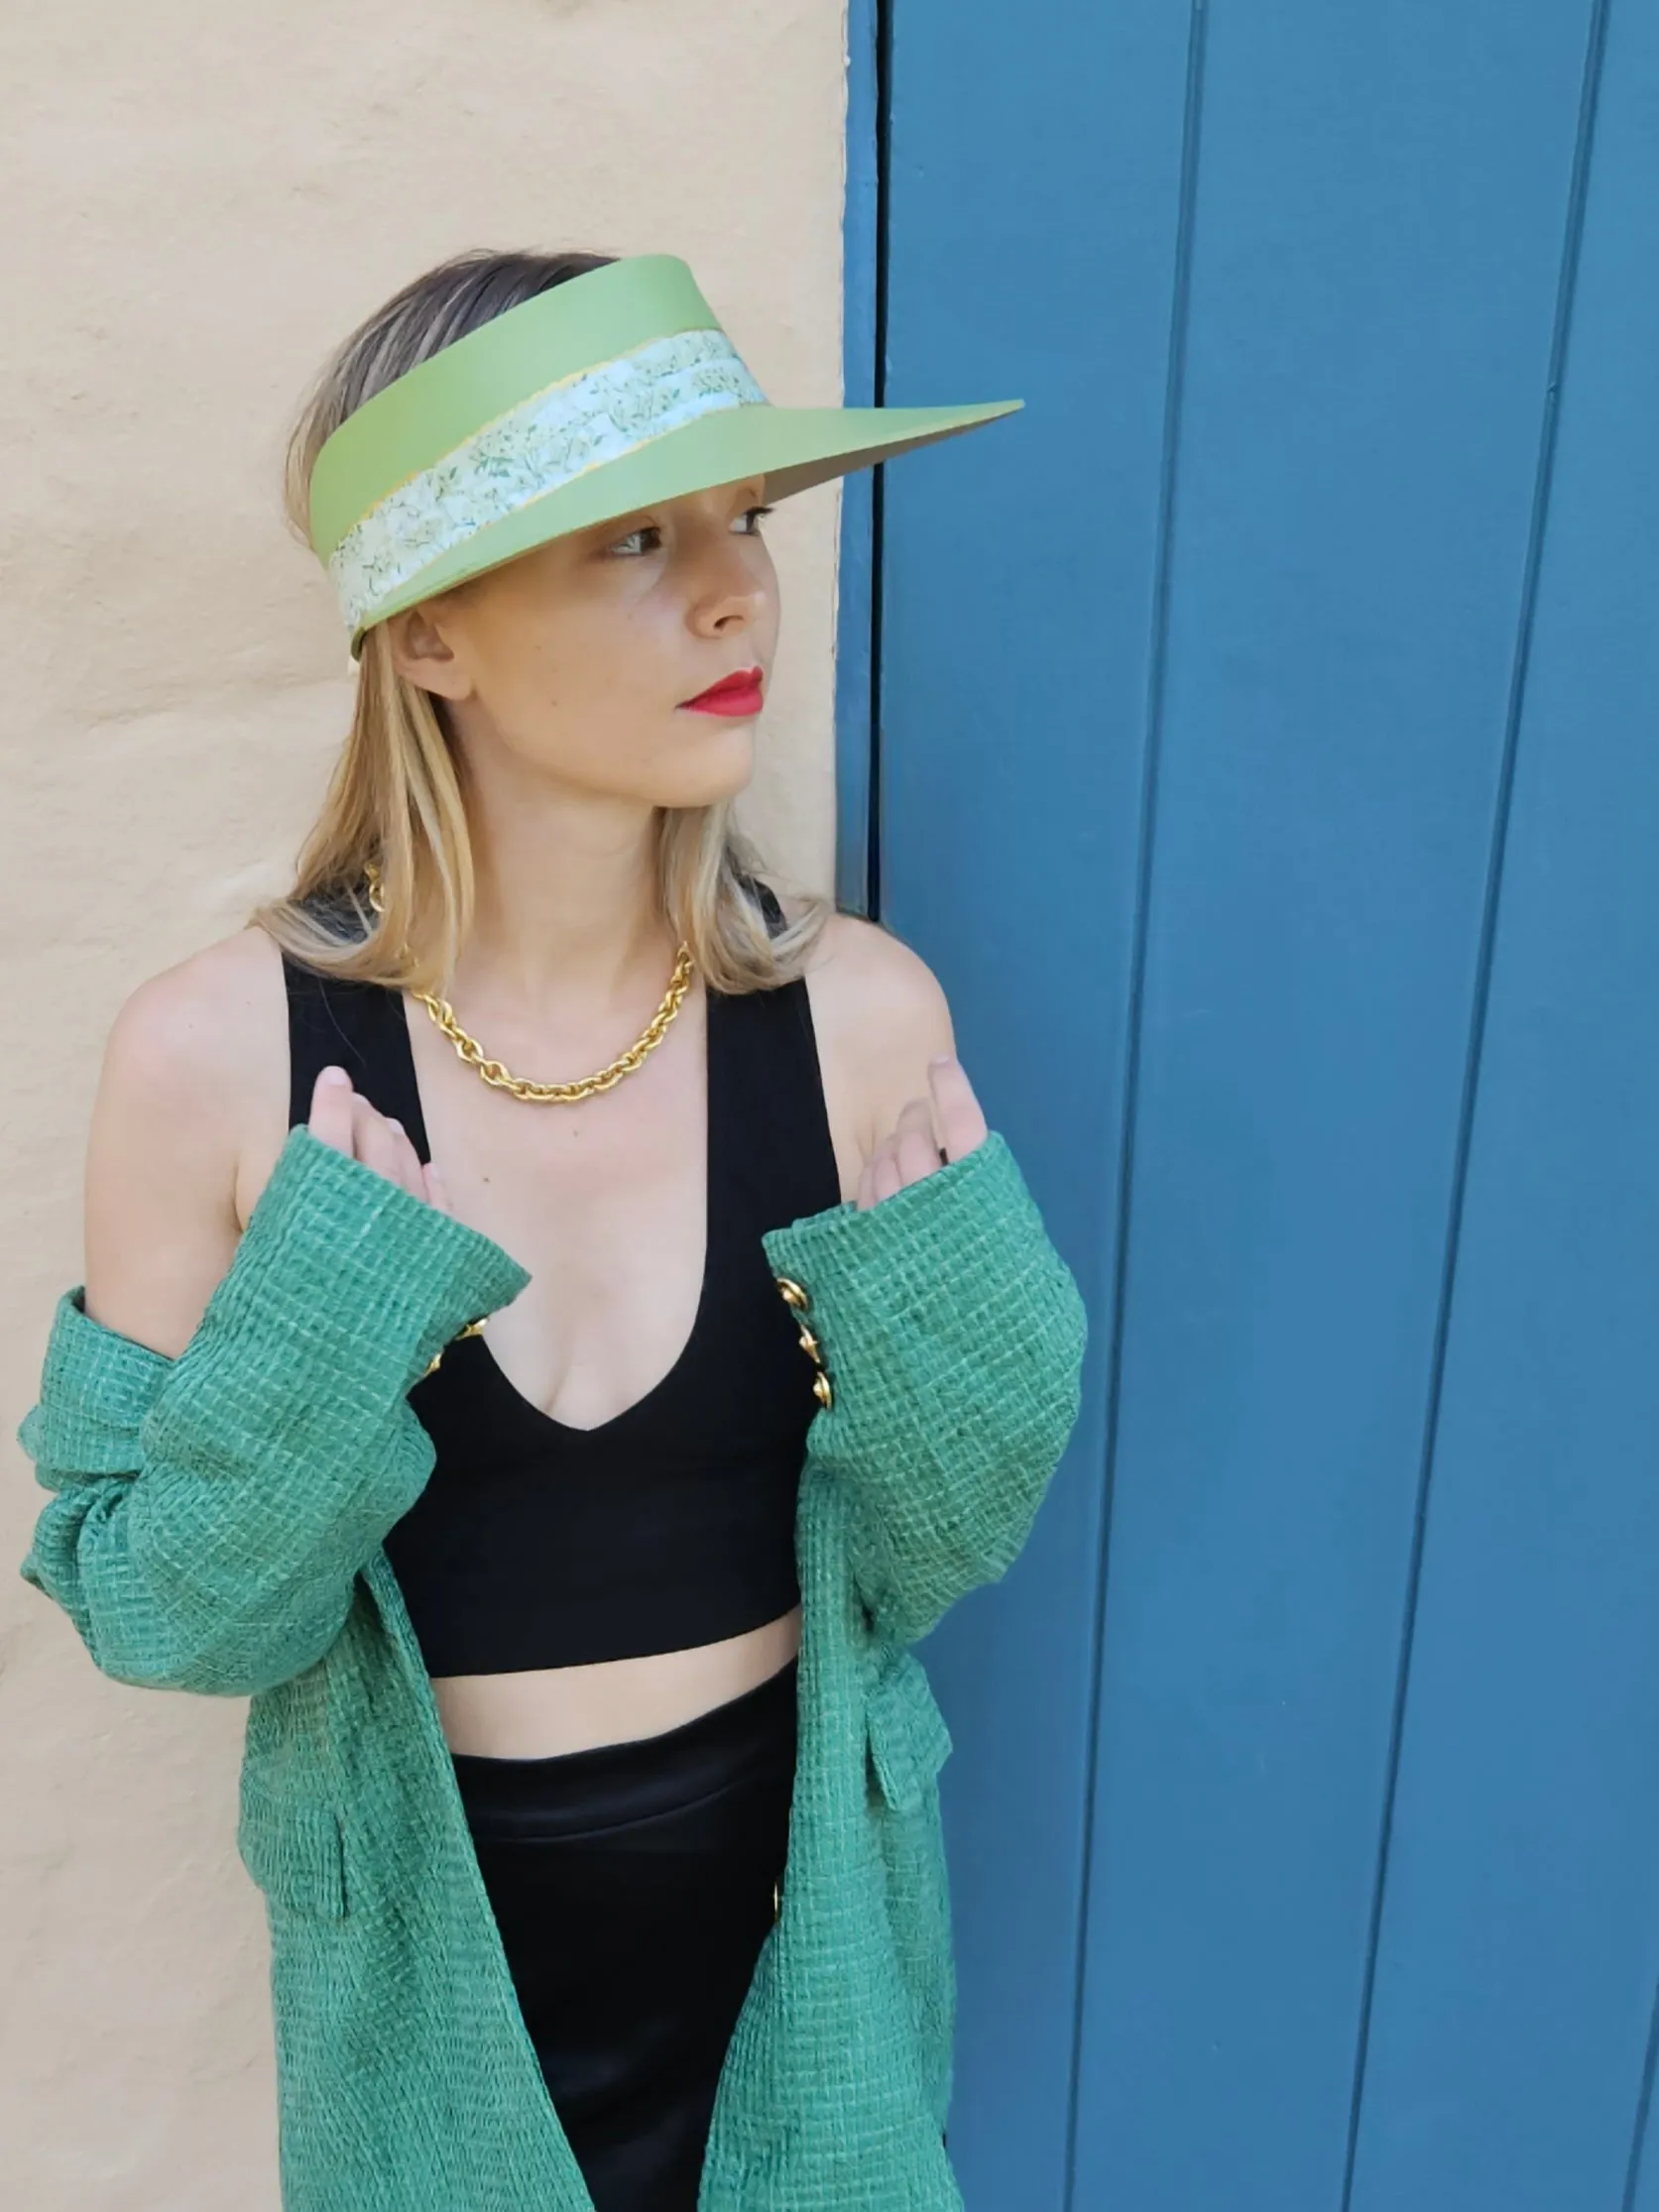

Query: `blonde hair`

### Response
(248, 247, 833, 997)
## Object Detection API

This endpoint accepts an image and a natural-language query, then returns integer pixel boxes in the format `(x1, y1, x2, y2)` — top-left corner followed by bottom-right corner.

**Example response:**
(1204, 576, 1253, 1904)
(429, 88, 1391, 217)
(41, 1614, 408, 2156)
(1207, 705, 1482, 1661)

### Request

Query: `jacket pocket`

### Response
(236, 1773, 348, 1920)
(866, 1647, 953, 1815)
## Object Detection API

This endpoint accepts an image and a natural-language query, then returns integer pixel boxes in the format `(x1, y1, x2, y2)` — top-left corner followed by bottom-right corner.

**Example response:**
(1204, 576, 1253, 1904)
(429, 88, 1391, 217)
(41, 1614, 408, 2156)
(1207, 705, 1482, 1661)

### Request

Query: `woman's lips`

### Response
(679, 667, 765, 716)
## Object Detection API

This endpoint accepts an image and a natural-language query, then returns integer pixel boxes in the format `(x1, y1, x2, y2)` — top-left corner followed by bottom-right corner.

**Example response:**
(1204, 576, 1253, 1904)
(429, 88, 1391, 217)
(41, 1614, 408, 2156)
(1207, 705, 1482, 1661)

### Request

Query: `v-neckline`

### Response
(393, 981, 719, 1444)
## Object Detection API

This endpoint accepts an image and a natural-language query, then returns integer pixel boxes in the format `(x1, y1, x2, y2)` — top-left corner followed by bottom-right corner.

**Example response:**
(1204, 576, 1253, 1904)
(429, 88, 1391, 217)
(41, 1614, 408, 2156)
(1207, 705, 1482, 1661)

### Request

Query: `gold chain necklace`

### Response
(363, 861, 695, 1105)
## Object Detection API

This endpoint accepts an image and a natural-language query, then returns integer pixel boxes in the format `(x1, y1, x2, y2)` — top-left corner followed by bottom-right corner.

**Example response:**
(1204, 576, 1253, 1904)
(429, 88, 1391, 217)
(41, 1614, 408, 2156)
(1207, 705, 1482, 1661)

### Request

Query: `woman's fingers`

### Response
(928, 1056, 989, 1162)
(307, 1066, 357, 1154)
(891, 1097, 942, 1185)
(306, 1068, 434, 1205)
(855, 1056, 989, 1211)
(370, 1110, 439, 1206)
(352, 1098, 427, 1201)
(856, 1105, 931, 1211)
(859, 1145, 904, 1211)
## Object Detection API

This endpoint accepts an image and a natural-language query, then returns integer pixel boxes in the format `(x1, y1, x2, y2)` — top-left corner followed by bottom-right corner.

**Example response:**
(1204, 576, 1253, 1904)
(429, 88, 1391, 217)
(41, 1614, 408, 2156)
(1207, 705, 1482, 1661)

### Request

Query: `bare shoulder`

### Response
(83, 923, 288, 1356)
(773, 891, 956, 1173)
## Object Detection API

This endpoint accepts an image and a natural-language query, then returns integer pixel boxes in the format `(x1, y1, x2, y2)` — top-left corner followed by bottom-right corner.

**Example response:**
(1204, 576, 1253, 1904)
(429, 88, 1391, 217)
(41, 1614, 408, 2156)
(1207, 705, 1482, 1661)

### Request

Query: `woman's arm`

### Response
(763, 1124, 1089, 1652)
(778, 921, 1089, 1648)
(80, 945, 278, 1360)
(17, 963, 528, 1696)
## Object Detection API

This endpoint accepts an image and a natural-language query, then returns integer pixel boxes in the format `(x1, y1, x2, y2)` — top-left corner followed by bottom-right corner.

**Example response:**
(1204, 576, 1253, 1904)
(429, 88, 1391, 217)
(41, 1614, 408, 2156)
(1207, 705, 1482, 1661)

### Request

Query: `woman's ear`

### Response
(386, 599, 473, 701)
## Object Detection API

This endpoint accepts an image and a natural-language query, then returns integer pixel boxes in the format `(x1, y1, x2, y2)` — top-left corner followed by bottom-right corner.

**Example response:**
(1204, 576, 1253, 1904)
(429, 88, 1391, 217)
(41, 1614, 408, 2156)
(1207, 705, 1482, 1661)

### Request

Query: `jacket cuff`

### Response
(189, 1125, 533, 1404)
(17, 1290, 174, 1474)
(22, 1126, 533, 1472)
(759, 1125, 1088, 1635)
(760, 1126, 1019, 1296)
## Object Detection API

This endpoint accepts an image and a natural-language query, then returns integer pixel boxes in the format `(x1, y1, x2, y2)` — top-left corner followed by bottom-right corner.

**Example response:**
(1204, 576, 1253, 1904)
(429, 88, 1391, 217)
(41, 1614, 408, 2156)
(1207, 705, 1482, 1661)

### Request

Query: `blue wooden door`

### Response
(838, 4, 1659, 2206)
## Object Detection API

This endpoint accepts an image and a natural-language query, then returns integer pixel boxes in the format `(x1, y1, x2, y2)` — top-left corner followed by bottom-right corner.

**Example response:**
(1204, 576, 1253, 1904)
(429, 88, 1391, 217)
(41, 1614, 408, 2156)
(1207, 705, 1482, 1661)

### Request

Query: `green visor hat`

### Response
(307, 252, 1021, 653)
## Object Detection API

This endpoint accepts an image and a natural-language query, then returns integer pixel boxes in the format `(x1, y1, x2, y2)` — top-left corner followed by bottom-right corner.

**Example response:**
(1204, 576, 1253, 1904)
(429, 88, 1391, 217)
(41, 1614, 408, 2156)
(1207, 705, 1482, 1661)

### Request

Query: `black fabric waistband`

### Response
(449, 1658, 799, 1840)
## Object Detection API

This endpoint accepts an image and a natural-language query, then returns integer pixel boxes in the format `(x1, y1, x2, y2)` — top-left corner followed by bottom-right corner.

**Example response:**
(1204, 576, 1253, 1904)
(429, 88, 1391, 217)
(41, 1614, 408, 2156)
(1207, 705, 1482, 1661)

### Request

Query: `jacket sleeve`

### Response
(15, 1126, 531, 1698)
(760, 1128, 1088, 1649)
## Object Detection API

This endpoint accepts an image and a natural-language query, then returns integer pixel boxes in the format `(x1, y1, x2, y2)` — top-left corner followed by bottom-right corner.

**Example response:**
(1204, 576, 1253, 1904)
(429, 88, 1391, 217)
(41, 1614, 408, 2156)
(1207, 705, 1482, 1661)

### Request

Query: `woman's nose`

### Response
(690, 557, 766, 633)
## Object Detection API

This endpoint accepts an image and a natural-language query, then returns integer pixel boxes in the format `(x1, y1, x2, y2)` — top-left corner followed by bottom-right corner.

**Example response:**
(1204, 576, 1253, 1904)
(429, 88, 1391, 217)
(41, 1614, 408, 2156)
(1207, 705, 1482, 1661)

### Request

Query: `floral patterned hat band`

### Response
(306, 253, 1021, 654)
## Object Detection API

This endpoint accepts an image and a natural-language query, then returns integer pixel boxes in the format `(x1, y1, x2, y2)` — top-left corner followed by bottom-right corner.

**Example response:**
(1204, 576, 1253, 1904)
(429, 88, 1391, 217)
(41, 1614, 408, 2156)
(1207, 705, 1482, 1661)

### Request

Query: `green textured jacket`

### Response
(16, 1121, 1087, 2212)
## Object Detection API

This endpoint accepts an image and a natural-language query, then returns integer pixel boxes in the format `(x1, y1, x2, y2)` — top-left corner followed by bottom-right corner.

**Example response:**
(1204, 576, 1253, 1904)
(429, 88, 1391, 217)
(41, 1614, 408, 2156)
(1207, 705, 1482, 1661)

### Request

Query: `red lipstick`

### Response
(679, 666, 765, 717)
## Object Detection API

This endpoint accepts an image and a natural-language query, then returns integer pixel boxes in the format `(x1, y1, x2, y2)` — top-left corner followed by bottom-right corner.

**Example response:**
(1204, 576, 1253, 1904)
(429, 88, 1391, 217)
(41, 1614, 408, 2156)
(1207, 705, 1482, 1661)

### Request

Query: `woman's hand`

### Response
(307, 1066, 452, 1214)
(856, 1054, 990, 1212)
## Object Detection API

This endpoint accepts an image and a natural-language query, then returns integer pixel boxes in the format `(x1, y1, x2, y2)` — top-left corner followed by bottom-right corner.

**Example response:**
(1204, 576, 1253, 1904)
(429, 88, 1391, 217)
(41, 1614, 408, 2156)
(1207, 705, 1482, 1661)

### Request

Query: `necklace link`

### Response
(363, 861, 694, 1105)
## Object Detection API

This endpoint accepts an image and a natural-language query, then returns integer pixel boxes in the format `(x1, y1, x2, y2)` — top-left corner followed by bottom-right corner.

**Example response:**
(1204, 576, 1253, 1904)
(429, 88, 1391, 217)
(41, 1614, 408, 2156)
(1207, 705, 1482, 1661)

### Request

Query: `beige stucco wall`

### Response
(0, 5, 849, 2201)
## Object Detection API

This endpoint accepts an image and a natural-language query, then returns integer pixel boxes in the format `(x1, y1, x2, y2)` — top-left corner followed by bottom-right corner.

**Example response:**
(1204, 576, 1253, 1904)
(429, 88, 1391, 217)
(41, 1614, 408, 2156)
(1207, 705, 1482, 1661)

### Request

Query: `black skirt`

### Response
(451, 1656, 798, 2212)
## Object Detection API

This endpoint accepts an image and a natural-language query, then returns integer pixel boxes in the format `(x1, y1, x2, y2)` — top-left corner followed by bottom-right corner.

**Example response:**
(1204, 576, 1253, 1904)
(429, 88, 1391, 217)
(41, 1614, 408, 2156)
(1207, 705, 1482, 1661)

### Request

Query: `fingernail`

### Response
(928, 1054, 955, 1070)
(320, 1066, 350, 1087)
(386, 1118, 403, 1135)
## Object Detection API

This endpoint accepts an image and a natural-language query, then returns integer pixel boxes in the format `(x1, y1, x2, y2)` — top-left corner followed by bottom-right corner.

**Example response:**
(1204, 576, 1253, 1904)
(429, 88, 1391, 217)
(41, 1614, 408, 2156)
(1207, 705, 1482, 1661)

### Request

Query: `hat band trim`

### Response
(328, 326, 768, 635)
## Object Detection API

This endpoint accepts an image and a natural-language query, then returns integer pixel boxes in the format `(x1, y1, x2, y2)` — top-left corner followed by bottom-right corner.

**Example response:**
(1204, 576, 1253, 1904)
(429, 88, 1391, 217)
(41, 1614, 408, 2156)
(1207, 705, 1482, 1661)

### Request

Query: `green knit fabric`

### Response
(17, 1123, 1087, 2211)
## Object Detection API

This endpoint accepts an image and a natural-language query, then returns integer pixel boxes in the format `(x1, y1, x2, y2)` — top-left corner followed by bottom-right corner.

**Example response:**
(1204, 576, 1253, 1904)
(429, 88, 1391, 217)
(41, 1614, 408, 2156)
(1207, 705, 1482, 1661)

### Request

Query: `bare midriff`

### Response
(430, 1603, 803, 1758)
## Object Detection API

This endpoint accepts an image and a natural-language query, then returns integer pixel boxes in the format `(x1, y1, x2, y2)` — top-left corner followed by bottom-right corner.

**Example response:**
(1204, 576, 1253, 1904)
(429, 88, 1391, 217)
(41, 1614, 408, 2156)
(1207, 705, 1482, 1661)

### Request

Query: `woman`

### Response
(19, 248, 1085, 2210)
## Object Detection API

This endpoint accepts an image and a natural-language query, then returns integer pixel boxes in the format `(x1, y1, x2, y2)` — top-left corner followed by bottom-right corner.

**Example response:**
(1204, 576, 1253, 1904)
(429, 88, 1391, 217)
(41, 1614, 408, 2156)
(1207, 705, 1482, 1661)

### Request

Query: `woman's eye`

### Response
(606, 506, 771, 556)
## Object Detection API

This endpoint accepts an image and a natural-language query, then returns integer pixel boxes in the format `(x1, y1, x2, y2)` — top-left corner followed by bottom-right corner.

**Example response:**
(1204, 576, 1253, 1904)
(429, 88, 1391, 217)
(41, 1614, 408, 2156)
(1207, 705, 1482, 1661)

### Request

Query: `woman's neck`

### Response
(446, 796, 675, 1027)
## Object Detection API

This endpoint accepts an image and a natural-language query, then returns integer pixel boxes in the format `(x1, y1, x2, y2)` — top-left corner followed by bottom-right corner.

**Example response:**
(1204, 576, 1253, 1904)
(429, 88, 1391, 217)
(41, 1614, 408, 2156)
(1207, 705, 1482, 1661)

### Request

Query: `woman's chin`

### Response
(654, 728, 757, 806)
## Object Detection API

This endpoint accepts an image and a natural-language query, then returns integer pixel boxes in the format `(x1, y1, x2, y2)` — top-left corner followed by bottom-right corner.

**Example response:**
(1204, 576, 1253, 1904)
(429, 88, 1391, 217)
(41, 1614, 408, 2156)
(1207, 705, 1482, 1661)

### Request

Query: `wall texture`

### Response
(0, 5, 849, 2201)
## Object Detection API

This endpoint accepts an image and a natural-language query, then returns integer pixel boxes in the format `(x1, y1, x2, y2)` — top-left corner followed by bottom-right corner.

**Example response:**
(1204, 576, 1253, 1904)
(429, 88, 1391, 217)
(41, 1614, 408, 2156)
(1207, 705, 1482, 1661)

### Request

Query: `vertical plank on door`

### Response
(1066, 5, 1593, 2210)
(836, 0, 882, 917)
(1350, 7, 1659, 2206)
(878, 3, 1196, 2202)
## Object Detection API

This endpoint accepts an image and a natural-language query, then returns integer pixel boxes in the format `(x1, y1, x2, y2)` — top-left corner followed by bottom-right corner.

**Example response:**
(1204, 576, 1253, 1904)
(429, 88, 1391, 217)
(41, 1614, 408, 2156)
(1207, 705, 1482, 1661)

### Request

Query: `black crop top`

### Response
(282, 880, 842, 1676)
